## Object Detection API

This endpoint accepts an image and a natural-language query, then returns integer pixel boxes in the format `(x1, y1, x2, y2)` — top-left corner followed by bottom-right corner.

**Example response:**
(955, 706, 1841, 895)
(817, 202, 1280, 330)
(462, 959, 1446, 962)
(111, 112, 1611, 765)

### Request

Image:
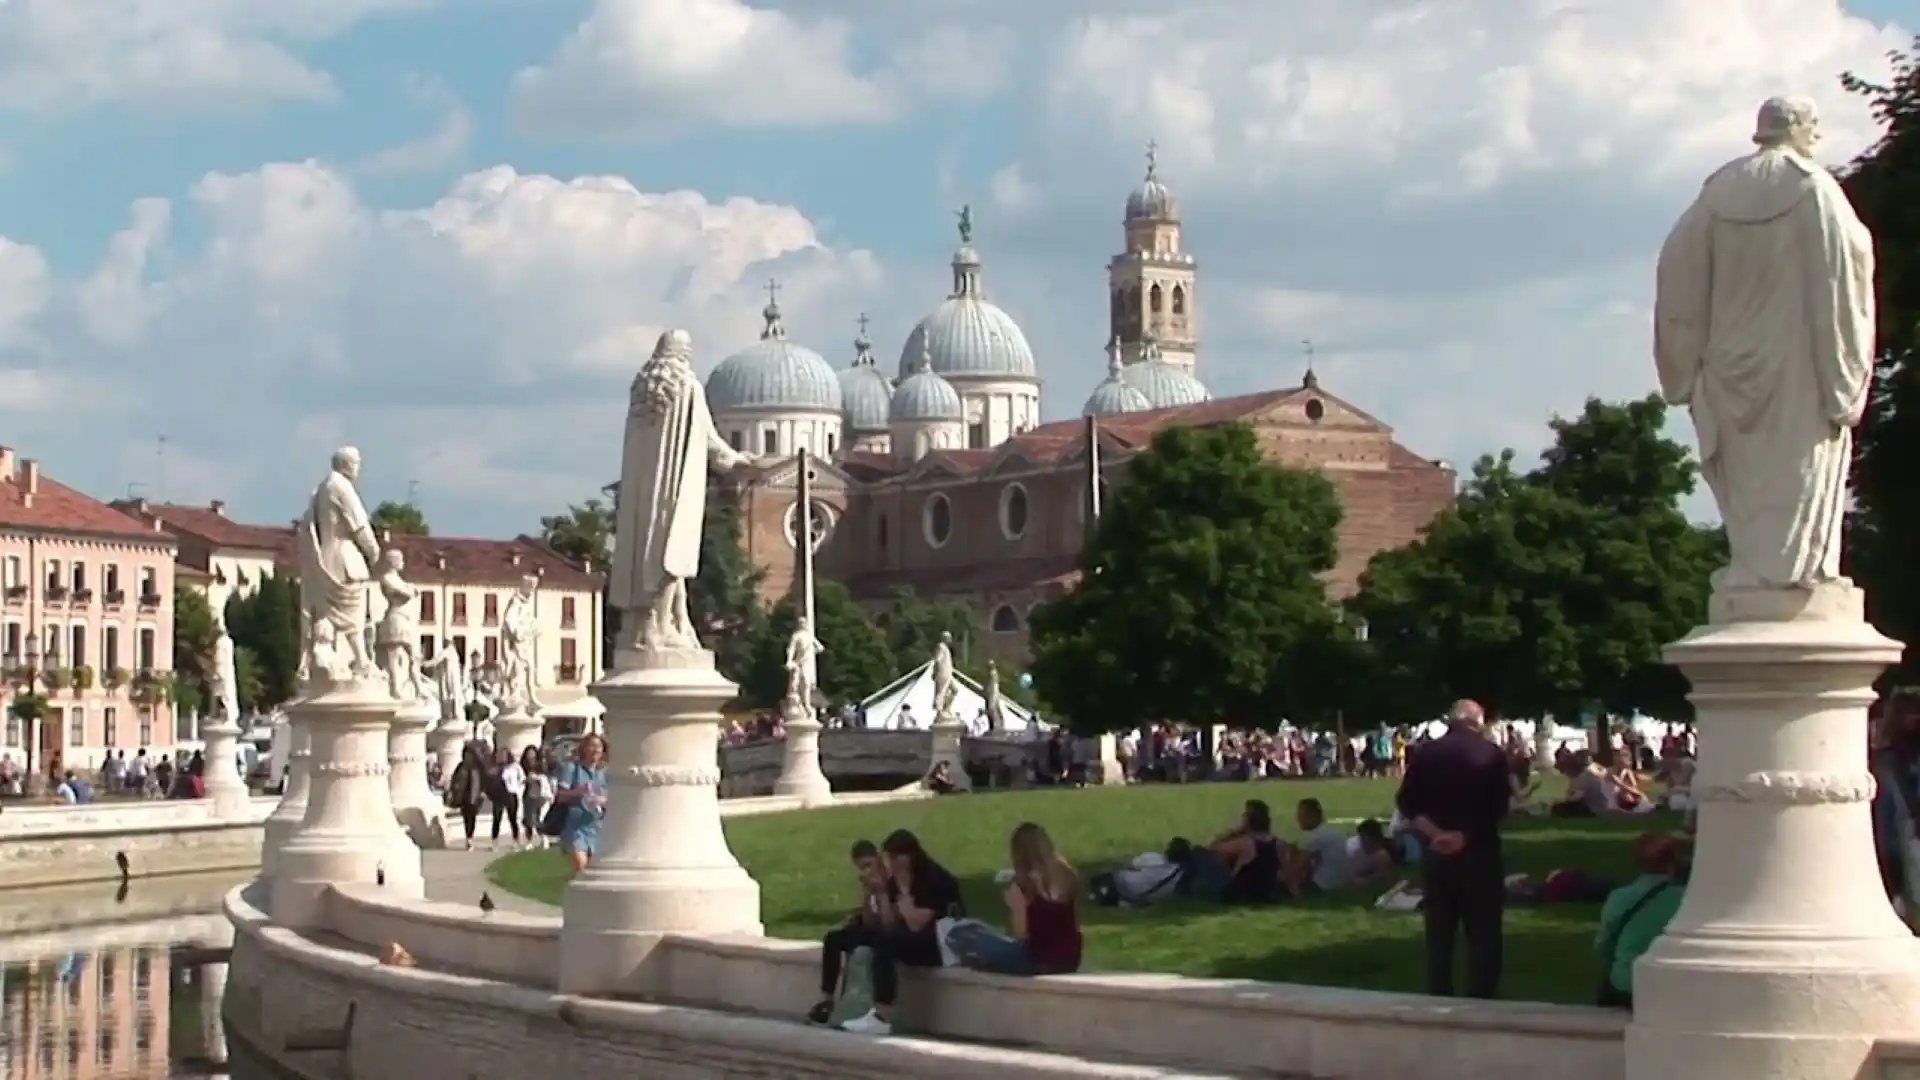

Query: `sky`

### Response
(0, 0, 1912, 536)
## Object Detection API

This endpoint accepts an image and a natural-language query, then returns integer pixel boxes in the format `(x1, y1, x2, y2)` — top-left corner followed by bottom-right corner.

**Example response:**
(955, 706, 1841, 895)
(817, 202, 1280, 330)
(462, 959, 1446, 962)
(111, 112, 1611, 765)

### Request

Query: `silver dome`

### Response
(1084, 337, 1154, 416)
(890, 341, 964, 423)
(1125, 143, 1179, 222)
(839, 322, 894, 433)
(896, 218, 1037, 381)
(707, 299, 841, 414)
(1121, 341, 1209, 408)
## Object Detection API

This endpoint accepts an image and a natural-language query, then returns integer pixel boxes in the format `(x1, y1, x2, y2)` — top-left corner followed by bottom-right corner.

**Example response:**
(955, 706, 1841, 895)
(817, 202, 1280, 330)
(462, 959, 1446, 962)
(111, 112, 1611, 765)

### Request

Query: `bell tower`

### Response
(1107, 141, 1197, 372)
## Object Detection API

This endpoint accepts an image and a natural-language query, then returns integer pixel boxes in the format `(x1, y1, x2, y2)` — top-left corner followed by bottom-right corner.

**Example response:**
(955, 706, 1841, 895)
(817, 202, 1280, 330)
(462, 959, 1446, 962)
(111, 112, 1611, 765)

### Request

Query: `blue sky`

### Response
(0, 0, 1911, 535)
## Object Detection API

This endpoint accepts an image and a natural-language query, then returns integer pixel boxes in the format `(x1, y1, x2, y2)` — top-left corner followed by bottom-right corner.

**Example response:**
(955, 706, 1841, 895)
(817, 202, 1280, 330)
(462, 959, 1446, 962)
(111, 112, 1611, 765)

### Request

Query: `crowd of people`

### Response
(0, 746, 222, 804)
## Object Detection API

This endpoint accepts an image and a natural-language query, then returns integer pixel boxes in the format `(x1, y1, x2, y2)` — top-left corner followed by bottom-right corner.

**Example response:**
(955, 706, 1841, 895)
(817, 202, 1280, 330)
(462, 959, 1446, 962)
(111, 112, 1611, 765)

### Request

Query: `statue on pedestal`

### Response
(420, 643, 466, 722)
(983, 660, 1005, 732)
(374, 550, 423, 701)
(211, 609, 239, 725)
(610, 329, 747, 654)
(294, 447, 383, 685)
(499, 575, 539, 710)
(931, 631, 958, 723)
(1655, 96, 1876, 593)
(784, 617, 824, 720)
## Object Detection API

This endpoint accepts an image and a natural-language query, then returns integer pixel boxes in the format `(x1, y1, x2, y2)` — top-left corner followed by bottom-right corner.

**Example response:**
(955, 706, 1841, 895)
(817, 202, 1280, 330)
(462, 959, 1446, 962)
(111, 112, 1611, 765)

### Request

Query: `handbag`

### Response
(538, 802, 569, 837)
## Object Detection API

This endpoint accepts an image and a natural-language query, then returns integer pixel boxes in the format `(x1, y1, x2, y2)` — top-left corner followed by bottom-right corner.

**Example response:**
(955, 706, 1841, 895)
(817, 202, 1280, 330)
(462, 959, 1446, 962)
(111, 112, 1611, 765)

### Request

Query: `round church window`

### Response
(784, 499, 835, 551)
(1000, 483, 1030, 540)
(924, 493, 953, 549)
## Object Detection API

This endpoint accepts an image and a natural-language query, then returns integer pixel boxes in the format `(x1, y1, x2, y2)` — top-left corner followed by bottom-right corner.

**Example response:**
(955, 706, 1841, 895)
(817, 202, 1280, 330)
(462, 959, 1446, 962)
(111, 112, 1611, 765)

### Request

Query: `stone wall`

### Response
(0, 796, 276, 888)
(719, 731, 1033, 797)
(285, 881, 1625, 1080)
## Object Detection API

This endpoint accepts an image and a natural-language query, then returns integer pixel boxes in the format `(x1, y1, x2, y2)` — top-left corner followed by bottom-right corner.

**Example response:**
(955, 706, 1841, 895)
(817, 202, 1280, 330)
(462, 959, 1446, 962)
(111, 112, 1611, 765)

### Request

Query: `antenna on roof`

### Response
(156, 435, 168, 502)
(406, 479, 420, 506)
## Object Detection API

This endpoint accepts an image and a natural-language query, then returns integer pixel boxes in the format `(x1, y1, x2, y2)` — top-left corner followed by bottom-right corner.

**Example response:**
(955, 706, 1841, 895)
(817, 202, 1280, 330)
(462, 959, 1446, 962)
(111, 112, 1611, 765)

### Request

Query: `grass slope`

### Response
(489, 778, 1659, 1004)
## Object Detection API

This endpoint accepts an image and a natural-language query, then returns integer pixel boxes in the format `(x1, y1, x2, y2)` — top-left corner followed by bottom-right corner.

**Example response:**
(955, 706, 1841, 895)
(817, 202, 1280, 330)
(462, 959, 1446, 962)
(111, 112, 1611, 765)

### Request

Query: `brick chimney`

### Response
(0, 446, 13, 478)
(435, 553, 447, 571)
(509, 550, 521, 567)
(210, 499, 226, 516)
(582, 557, 593, 574)
(19, 459, 37, 508)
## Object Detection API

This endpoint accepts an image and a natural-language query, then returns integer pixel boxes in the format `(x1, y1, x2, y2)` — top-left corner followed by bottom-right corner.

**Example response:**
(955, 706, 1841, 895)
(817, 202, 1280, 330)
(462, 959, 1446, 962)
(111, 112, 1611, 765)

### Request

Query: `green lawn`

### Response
(488, 778, 1664, 1005)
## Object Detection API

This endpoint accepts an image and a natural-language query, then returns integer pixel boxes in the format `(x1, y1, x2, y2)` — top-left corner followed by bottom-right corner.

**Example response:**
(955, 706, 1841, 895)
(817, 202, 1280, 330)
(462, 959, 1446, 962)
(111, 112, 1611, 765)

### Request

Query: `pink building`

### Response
(0, 447, 177, 779)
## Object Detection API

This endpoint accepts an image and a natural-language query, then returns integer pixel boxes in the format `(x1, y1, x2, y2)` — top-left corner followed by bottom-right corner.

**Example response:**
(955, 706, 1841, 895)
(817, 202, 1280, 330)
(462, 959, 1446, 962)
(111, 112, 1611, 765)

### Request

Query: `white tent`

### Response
(856, 661, 1047, 733)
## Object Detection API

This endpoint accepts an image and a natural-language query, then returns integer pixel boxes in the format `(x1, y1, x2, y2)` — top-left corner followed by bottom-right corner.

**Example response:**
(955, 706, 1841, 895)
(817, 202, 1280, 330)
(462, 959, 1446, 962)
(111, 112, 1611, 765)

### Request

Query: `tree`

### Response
(688, 485, 766, 680)
(172, 585, 218, 719)
(1841, 40, 1920, 678)
(877, 587, 983, 674)
(539, 499, 613, 568)
(233, 646, 266, 713)
(737, 581, 896, 709)
(1351, 397, 1722, 745)
(370, 501, 430, 536)
(1027, 423, 1344, 735)
(225, 575, 301, 708)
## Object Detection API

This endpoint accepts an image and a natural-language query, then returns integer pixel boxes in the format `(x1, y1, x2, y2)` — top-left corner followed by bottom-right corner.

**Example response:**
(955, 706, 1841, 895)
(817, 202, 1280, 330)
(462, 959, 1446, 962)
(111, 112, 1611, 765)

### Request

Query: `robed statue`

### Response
(374, 549, 423, 701)
(983, 660, 1006, 732)
(1655, 96, 1876, 591)
(421, 644, 466, 723)
(295, 446, 383, 684)
(499, 575, 539, 710)
(611, 329, 747, 652)
(211, 609, 239, 724)
(931, 631, 958, 722)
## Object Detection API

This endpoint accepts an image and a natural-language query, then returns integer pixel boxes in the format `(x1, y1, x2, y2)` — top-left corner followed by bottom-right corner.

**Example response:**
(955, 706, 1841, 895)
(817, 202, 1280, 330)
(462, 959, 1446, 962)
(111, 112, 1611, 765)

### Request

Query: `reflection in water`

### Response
(0, 941, 227, 1079)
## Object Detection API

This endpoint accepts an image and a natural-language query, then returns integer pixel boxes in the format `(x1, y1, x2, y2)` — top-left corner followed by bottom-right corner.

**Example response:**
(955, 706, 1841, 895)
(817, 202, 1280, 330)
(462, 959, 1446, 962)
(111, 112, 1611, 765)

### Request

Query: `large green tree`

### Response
(1352, 396, 1722, 741)
(1842, 40, 1920, 677)
(539, 499, 614, 568)
(225, 575, 301, 708)
(369, 501, 430, 536)
(689, 484, 766, 680)
(171, 584, 218, 718)
(876, 587, 982, 675)
(1027, 423, 1344, 735)
(737, 580, 895, 709)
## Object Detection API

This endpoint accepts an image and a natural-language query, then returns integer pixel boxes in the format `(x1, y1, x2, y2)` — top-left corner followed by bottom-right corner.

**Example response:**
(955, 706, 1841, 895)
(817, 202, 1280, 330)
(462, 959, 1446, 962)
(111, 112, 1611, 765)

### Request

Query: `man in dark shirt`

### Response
(1395, 699, 1512, 999)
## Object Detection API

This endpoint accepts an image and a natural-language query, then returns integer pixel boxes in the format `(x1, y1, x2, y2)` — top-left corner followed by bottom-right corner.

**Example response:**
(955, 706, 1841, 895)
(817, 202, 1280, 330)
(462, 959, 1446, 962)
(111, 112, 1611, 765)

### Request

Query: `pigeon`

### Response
(478, 891, 496, 914)
(376, 865, 386, 887)
(114, 851, 130, 880)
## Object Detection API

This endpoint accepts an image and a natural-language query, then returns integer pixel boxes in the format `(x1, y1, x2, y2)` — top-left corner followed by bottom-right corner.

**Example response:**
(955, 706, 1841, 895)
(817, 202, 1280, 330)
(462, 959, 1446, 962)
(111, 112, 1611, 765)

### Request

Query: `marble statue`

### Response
(784, 616, 824, 714)
(420, 643, 465, 721)
(1655, 96, 1876, 591)
(211, 609, 239, 724)
(373, 550, 423, 701)
(931, 631, 958, 721)
(610, 329, 747, 653)
(294, 447, 382, 684)
(499, 575, 539, 710)
(983, 660, 1005, 732)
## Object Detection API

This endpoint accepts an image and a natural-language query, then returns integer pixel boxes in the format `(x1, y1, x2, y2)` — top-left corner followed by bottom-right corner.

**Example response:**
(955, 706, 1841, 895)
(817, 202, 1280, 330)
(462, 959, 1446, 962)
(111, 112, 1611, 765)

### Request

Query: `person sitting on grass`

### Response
(831, 830, 966, 1036)
(1208, 799, 1283, 905)
(810, 840, 890, 1026)
(1551, 752, 1616, 817)
(924, 760, 961, 795)
(1280, 798, 1351, 898)
(1346, 819, 1401, 888)
(1595, 833, 1687, 1008)
(949, 823, 1084, 976)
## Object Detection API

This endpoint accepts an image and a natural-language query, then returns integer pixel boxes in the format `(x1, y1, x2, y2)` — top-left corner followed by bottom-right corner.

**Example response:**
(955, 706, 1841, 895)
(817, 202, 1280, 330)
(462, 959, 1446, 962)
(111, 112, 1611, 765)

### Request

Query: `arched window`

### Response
(991, 605, 1021, 633)
(923, 493, 953, 549)
(877, 515, 890, 554)
(1171, 285, 1186, 315)
(1000, 483, 1030, 540)
(1149, 283, 1164, 313)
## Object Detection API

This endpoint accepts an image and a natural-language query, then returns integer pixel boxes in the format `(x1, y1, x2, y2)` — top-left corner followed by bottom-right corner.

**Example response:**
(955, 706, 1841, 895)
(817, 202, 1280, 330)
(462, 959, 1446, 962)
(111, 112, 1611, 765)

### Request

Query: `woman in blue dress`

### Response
(553, 733, 608, 875)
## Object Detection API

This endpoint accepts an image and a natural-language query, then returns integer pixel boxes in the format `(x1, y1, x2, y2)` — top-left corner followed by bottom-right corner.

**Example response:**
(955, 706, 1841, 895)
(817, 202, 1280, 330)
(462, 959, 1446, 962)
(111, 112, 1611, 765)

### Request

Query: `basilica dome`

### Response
(890, 344, 964, 423)
(707, 301, 841, 413)
(896, 237, 1037, 381)
(1125, 144, 1179, 222)
(1083, 339, 1153, 417)
(1121, 342, 1209, 408)
(838, 324, 894, 433)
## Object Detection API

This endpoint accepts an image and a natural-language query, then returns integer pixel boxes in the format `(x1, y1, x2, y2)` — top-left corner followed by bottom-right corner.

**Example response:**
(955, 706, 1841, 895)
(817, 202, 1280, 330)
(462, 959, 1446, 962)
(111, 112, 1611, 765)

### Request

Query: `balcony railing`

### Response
(44, 585, 68, 603)
(137, 592, 162, 610)
(3, 585, 24, 602)
(103, 588, 126, 608)
(557, 663, 581, 683)
(70, 588, 93, 605)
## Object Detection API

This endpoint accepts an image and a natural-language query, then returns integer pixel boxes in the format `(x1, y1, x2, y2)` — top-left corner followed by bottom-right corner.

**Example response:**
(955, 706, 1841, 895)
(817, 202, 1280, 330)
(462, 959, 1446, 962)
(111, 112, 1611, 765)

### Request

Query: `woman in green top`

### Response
(1595, 833, 1686, 1008)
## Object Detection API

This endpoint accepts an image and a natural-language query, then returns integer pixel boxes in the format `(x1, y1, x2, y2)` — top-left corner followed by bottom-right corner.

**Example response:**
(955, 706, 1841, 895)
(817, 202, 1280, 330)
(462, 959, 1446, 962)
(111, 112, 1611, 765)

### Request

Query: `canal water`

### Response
(0, 873, 251, 1080)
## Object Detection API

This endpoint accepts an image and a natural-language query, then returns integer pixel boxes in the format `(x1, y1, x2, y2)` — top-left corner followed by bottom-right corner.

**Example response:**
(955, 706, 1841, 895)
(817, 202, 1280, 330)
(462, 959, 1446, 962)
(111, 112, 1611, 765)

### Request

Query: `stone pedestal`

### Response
(493, 706, 544, 761)
(772, 699, 833, 806)
(388, 702, 442, 846)
(1627, 583, 1920, 1080)
(928, 715, 969, 790)
(428, 715, 469, 786)
(1091, 732, 1127, 785)
(559, 648, 762, 995)
(271, 679, 424, 929)
(259, 717, 312, 882)
(199, 718, 251, 819)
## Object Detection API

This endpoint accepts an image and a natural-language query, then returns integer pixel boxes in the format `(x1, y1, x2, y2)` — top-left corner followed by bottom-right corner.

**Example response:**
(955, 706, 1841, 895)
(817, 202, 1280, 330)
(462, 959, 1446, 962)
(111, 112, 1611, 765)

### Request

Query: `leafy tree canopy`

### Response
(1841, 39, 1920, 676)
(689, 485, 766, 681)
(539, 499, 613, 569)
(1028, 423, 1343, 735)
(171, 584, 218, 718)
(224, 575, 302, 708)
(737, 580, 896, 710)
(370, 501, 429, 537)
(1352, 396, 1722, 729)
(877, 587, 982, 675)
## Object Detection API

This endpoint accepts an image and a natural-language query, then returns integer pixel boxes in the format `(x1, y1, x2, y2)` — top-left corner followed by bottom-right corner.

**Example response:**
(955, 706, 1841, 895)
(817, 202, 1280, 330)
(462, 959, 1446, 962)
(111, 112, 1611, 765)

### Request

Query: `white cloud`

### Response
(0, 0, 437, 111)
(13, 160, 894, 528)
(355, 76, 473, 176)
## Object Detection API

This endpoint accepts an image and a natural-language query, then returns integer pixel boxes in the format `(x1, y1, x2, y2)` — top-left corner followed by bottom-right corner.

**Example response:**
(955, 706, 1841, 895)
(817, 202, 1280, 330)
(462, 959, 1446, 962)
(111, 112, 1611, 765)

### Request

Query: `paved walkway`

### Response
(420, 845, 556, 916)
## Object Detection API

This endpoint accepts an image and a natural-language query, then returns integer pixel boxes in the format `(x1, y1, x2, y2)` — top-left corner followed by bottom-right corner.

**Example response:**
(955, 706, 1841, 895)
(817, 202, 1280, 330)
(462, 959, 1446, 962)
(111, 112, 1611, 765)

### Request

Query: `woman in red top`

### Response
(952, 822, 1083, 976)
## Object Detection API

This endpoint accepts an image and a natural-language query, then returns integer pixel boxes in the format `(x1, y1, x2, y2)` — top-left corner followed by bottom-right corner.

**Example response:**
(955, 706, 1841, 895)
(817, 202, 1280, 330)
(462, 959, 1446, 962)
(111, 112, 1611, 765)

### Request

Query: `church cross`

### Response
(764, 278, 782, 307)
(856, 313, 870, 337)
(1145, 139, 1159, 177)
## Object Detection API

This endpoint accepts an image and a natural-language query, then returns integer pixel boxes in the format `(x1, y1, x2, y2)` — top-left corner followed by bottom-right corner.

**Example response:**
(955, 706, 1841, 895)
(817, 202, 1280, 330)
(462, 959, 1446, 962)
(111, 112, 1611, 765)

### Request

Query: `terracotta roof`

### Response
(114, 500, 295, 553)
(275, 532, 603, 591)
(1022, 390, 1297, 453)
(0, 450, 176, 544)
